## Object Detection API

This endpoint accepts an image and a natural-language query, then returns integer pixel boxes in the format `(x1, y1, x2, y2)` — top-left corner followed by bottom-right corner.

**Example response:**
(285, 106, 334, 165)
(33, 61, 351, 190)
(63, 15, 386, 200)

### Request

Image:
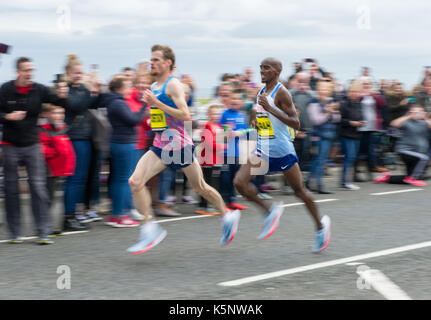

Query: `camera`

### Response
(0, 43, 11, 54)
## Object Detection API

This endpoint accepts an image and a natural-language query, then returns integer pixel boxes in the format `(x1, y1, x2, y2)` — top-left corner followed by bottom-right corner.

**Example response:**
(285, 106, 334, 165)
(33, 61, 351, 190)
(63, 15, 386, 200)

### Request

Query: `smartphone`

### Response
(0, 43, 11, 54)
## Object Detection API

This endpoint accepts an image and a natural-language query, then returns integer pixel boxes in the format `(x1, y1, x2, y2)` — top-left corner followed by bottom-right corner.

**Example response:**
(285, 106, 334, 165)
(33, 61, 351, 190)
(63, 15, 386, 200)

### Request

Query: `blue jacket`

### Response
(105, 92, 145, 144)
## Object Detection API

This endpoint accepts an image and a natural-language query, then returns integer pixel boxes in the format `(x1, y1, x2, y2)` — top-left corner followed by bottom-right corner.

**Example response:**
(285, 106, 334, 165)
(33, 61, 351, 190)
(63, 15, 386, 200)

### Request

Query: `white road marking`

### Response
(356, 265, 412, 300)
(370, 188, 423, 196)
(282, 199, 338, 208)
(218, 240, 431, 287)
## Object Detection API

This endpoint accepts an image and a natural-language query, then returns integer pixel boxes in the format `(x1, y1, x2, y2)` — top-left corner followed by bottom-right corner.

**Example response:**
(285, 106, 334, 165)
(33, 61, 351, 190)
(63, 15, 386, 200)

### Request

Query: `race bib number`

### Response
(150, 107, 167, 132)
(256, 112, 275, 139)
(288, 127, 296, 140)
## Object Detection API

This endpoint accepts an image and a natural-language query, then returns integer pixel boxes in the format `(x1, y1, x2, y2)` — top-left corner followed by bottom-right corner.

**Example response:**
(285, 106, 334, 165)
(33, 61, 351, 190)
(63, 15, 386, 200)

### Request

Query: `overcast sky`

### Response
(1, 0, 430, 97)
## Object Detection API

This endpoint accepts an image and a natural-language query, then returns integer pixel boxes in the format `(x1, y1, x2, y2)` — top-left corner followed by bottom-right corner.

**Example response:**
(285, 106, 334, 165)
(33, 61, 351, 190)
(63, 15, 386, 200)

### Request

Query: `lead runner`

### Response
(233, 57, 331, 253)
(126, 45, 240, 254)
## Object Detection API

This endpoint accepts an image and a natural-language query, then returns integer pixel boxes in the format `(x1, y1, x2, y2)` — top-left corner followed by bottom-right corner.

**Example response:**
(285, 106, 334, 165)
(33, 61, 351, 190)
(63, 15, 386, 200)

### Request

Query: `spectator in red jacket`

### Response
(195, 105, 225, 215)
(39, 103, 76, 234)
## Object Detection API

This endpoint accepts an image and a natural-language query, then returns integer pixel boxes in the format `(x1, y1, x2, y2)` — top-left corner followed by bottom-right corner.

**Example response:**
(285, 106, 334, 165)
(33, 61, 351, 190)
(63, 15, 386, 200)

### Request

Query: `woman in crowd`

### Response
(339, 81, 364, 190)
(374, 105, 430, 186)
(305, 80, 341, 194)
(63, 54, 102, 231)
(105, 75, 146, 227)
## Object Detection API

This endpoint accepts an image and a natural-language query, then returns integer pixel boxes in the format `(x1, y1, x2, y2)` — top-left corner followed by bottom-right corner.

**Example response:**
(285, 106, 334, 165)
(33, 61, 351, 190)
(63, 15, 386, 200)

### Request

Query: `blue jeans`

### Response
(158, 167, 176, 203)
(109, 143, 135, 215)
(64, 140, 92, 215)
(308, 138, 333, 187)
(358, 131, 378, 168)
(341, 138, 360, 185)
(220, 158, 240, 204)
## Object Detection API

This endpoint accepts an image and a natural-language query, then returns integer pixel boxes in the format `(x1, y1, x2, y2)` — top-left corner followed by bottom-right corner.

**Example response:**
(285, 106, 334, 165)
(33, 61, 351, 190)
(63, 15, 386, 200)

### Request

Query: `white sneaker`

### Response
(182, 195, 198, 204)
(128, 209, 145, 221)
(342, 183, 360, 190)
(165, 196, 177, 204)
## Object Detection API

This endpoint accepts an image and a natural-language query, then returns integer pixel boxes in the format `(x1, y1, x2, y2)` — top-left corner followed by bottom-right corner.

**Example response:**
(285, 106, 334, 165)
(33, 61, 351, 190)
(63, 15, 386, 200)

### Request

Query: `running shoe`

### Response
(220, 210, 241, 246)
(154, 208, 181, 217)
(403, 176, 427, 187)
(36, 237, 54, 245)
(182, 195, 198, 204)
(341, 183, 360, 190)
(228, 202, 248, 210)
(75, 212, 92, 224)
(115, 216, 140, 228)
(194, 207, 221, 215)
(128, 209, 145, 221)
(258, 193, 273, 200)
(85, 211, 103, 222)
(373, 172, 391, 183)
(105, 216, 120, 226)
(313, 215, 331, 253)
(257, 201, 284, 240)
(260, 184, 280, 192)
(8, 237, 24, 244)
(127, 222, 167, 255)
(165, 195, 177, 204)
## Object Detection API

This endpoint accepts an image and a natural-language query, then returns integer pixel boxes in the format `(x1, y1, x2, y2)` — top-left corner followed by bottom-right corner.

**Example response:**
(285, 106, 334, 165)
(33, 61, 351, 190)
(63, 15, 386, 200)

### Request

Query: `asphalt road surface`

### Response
(0, 173, 430, 300)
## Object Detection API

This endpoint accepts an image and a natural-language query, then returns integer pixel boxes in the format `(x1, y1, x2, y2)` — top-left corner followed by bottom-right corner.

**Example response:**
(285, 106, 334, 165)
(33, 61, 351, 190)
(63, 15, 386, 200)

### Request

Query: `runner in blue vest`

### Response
(233, 57, 331, 253)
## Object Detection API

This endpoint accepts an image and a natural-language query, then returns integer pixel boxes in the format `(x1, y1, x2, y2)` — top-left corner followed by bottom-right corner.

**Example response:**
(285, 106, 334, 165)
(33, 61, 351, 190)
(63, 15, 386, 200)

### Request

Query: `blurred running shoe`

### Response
(341, 183, 360, 190)
(258, 193, 273, 200)
(260, 184, 280, 192)
(258, 201, 284, 240)
(373, 172, 391, 183)
(36, 237, 54, 245)
(228, 202, 248, 210)
(8, 237, 24, 244)
(86, 211, 103, 222)
(313, 215, 331, 253)
(182, 195, 198, 204)
(403, 176, 427, 187)
(165, 195, 177, 204)
(127, 222, 167, 254)
(128, 209, 145, 221)
(220, 209, 241, 246)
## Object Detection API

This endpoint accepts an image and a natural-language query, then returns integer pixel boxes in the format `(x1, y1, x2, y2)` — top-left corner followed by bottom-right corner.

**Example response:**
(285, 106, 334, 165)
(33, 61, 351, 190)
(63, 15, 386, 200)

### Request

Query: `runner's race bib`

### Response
(150, 107, 167, 132)
(288, 127, 296, 140)
(256, 112, 275, 139)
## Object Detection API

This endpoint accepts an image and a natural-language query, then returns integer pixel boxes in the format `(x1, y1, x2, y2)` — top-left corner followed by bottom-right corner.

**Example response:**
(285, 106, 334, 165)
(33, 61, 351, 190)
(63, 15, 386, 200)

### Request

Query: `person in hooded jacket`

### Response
(104, 75, 146, 227)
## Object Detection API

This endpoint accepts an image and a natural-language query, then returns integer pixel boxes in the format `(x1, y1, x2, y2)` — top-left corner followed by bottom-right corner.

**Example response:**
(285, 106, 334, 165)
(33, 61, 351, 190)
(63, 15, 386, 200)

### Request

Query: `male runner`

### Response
(127, 45, 240, 254)
(233, 57, 331, 253)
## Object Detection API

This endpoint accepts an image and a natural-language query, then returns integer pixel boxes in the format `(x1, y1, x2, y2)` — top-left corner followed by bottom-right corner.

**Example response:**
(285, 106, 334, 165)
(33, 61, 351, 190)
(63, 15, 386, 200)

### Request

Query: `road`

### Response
(0, 172, 430, 300)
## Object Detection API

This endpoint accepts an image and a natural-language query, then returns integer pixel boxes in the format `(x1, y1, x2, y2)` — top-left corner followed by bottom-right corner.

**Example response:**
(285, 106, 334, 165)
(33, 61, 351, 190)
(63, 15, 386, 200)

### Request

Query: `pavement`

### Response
(0, 168, 430, 300)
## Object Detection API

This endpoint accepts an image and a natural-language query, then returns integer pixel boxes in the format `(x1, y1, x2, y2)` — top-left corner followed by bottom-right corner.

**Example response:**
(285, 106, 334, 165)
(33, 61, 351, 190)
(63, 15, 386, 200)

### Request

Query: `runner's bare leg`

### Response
(129, 150, 167, 223)
(181, 159, 227, 215)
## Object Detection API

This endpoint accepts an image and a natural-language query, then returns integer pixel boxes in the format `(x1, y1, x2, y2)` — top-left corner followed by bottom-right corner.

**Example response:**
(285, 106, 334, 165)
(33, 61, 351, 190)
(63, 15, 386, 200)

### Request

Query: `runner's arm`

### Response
(143, 78, 191, 121)
(259, 87, 300, 130)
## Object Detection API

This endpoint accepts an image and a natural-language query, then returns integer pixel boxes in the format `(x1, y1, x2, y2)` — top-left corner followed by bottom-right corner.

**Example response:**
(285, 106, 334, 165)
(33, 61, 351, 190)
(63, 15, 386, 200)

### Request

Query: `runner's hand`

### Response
(258, 94, 271, 111)
(143, 89, 158, 105)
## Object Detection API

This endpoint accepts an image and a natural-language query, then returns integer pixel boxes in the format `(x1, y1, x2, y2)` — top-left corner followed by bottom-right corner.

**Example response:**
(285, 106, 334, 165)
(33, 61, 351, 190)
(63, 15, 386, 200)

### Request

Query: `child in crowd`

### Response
(39, 104, 76, 237)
